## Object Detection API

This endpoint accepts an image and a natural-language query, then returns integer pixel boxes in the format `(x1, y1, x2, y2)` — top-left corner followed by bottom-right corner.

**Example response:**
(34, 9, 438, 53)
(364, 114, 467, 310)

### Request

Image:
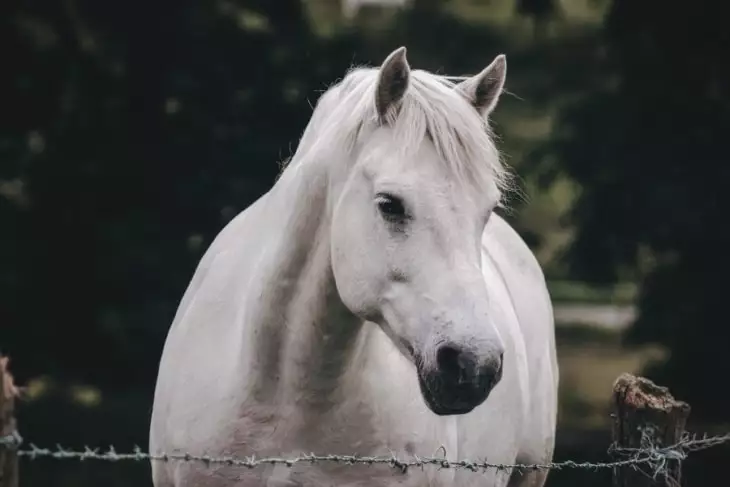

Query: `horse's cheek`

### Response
(331, 238, 383, 320)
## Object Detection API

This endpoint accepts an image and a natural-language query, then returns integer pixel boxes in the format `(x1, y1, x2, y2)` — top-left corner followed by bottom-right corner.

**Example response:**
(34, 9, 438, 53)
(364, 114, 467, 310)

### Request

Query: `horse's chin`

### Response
(416, 370, 479, 416)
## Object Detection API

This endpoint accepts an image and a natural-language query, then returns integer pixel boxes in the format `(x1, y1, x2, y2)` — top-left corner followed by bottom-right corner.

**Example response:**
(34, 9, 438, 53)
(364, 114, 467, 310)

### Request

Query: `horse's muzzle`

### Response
(417, 343, 504, 415)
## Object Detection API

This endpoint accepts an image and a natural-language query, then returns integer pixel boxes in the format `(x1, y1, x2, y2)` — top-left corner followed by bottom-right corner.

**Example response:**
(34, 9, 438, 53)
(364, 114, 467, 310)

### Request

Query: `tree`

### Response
(543, 0, 730, 419)
(0, 0, 360, 390)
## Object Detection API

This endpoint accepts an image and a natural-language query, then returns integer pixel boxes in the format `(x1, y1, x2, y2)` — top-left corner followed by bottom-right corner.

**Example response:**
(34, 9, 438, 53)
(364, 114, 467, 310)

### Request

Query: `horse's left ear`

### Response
(457, 54, 507, 118)
(375, 46, 411, 122)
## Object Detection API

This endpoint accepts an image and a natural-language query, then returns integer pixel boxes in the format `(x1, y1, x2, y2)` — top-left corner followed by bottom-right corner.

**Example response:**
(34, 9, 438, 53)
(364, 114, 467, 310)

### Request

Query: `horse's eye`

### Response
(375, 193, 407, 221)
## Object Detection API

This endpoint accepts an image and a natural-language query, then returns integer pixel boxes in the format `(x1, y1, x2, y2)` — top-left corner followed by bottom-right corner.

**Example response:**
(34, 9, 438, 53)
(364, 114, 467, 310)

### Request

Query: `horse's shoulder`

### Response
(483, 213, 559, 462)
(482, 212, 547, 287)
(481, 211, 556, 365)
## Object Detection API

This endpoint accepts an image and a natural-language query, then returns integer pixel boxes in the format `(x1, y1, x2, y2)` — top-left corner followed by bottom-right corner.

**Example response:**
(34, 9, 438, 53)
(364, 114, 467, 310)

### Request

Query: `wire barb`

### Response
(0, 430, 22, 450)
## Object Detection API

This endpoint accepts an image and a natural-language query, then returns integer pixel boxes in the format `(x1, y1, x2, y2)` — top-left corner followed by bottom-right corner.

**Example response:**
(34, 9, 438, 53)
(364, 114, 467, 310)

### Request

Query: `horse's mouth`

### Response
(416, 370, 484, 416)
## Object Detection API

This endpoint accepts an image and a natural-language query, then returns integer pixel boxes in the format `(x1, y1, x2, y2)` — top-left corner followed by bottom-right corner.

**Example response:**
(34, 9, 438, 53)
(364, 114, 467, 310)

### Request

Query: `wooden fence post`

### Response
(0, 356, 19, 487)
(612, 373, 691, 487)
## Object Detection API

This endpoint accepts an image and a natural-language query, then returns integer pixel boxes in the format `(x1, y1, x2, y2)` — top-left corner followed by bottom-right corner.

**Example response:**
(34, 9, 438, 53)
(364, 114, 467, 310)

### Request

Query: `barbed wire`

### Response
(1, 429, 729, 478)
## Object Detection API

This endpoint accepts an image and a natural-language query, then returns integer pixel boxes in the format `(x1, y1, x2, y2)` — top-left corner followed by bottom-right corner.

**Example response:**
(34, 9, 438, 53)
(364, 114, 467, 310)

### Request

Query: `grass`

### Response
(555, 322, 623, 346)
(555, 322, 666, 430)
(548, 279, 638, 305)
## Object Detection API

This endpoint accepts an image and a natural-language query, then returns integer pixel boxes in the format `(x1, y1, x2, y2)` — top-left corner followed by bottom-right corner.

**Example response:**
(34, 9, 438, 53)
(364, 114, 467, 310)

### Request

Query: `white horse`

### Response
(149, 47, 558, 487)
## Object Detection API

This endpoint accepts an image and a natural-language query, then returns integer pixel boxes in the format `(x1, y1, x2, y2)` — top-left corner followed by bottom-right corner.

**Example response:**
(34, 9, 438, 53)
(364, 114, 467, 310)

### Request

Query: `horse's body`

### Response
(149, 48, 558, 487)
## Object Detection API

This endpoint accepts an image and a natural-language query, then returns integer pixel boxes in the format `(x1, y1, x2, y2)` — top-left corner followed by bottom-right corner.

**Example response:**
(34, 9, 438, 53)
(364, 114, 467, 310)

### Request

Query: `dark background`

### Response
(2, 0, 728, 485)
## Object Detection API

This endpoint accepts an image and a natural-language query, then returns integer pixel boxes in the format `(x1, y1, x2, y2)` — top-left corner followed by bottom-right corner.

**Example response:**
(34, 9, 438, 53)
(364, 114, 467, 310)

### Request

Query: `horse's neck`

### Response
(244, 156, 363, 412)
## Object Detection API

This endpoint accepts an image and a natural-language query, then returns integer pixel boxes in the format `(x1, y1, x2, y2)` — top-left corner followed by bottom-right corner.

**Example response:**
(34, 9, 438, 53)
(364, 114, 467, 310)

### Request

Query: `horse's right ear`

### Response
(375, 46, 411, 123)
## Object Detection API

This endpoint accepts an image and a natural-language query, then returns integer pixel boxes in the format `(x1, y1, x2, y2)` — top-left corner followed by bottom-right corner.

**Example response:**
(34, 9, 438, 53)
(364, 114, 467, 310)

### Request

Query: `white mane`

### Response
(286, 65, 513, 205)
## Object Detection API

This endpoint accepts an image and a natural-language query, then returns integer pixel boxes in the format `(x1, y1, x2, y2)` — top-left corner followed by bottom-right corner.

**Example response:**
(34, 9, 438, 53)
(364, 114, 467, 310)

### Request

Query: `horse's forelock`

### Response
(344, 67, 510, 201)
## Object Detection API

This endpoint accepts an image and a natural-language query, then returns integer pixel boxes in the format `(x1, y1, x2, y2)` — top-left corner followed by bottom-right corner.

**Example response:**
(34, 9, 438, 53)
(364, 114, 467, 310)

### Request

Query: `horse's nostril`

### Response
(436, 344, 460, 376)
(436, 344, 476, 384)
(435, 343, 504, 391)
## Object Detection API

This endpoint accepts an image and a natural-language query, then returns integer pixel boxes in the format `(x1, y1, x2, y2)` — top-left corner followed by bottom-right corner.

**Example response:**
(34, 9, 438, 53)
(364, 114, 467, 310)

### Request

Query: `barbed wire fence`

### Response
(1, 364, 730, 486)
(1, 430, 729, 474)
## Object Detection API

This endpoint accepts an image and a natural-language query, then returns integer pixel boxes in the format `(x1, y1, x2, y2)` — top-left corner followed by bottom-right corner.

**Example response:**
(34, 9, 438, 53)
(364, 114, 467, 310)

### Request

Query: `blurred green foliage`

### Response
(2, 0, 594, 393)
(533, 0, 730, 421)
(2, 0, 730, 486)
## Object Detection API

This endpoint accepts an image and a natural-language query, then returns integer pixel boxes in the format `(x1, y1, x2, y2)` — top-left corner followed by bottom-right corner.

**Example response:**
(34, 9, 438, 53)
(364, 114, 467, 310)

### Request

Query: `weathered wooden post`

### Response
(0, 356, 19, 487)
(612, 373, 691, 487)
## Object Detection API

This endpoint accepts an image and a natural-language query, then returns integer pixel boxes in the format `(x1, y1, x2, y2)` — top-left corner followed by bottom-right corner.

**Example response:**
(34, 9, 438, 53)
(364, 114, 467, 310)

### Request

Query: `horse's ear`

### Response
(457, 54, 507, 118)
(375, 46, 411, 122)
